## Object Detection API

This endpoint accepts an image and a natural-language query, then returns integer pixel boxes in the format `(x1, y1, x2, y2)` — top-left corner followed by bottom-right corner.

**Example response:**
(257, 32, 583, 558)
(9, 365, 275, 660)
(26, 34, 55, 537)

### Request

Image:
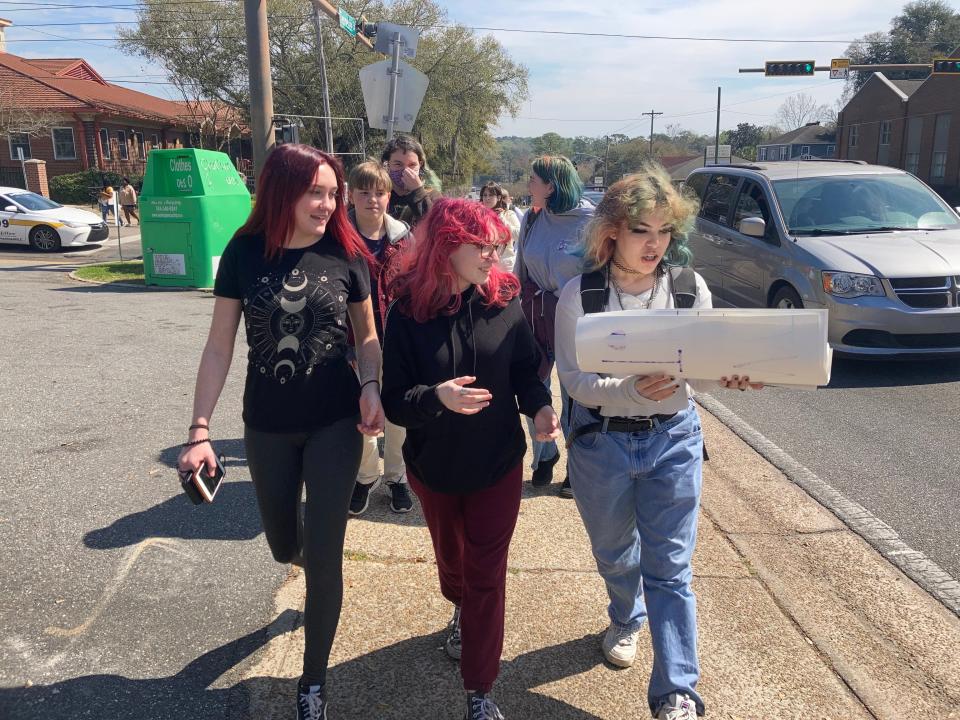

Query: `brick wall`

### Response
(907, 76, 960, 188)
(838, 78, 907, 168)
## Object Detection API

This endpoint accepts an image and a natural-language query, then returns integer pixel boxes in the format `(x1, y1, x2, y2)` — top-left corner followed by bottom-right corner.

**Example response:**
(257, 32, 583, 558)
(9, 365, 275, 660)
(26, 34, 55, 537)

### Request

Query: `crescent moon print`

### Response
(244, 269, 347, 382)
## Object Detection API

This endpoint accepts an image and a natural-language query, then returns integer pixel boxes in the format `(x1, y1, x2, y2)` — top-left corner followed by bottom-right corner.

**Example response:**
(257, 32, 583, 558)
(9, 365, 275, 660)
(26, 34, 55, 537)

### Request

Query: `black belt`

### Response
(566, 408, 678, 447)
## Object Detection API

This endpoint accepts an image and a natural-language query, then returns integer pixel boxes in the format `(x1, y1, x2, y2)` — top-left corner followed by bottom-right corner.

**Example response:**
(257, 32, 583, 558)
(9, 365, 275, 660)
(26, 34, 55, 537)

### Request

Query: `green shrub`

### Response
(49, 170, 143, 205)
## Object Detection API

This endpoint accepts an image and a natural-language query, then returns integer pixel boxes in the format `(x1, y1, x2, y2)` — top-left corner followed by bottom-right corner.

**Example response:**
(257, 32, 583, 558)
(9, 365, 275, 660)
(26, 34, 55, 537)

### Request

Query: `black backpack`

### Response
(579, 265, 698, 314)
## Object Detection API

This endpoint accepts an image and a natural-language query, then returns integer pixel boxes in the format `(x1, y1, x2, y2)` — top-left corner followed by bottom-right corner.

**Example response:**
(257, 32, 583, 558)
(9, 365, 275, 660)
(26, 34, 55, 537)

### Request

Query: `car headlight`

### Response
(64, 220, 89, 228)
(821, 271, 885, 298)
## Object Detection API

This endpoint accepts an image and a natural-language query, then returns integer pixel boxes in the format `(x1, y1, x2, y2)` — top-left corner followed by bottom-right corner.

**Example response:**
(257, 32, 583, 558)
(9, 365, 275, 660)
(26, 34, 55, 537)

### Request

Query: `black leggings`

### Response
(245, 414, 363, 687)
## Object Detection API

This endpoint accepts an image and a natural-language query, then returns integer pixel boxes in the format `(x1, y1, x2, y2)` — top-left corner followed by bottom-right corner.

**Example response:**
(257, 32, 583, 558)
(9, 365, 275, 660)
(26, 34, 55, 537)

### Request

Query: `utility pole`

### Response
(714, 87, 721, 165)
(311, 4, 334, 153)
(641, 109, 663, 156)
(243, 0, 274, 184)
(603, 136, 610, 187)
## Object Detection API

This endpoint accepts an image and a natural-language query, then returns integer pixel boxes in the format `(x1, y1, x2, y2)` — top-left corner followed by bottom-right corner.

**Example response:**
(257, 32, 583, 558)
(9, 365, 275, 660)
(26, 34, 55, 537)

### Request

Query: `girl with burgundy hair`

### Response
(382, 198, 561, 720)
(177, 143, 384, 720)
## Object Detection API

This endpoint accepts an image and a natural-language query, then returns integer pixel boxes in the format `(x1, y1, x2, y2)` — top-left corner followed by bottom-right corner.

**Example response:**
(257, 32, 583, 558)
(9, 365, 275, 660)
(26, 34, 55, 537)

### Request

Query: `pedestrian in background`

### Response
(479, 181, 519, 272)
(119, 177, 139, 226)
(381, 135, 439, 229)
(98, 182, 118, 225)
(555, 165, 763, 720)
(346, 159, 414, 516)
(382, 198, 560, 720)
(177, 144, 384, 720)
(513, 155, 594, 495)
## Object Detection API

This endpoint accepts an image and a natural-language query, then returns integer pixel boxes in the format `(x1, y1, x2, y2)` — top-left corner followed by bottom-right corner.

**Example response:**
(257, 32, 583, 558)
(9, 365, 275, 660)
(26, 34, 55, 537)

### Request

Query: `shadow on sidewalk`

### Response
(0, 610, 299, 720)
(247, 632, 607, 719)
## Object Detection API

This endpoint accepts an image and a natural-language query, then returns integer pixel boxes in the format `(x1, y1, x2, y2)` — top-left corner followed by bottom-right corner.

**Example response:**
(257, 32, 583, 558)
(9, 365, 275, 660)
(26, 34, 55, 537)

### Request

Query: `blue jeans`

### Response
(526, 375, 570, 470)
(567, 400, 705, 717)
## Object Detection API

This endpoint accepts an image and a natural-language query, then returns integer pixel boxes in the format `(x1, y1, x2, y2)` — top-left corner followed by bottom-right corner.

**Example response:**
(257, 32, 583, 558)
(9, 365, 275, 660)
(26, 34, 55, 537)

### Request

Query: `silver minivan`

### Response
(683, 161, 960, 356)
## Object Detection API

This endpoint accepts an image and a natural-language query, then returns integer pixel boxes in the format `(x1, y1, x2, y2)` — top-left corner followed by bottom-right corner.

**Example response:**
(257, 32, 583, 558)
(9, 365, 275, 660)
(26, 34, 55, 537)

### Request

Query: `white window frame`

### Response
(117, 130, 128, 160)
(800, 145, 810, 156)
(879, 121, 891, 146)
(779, 145, 788, 160)
(8, 133, 31, 160)
(150, 133, 160, 150)
(758, 147, 767, 160)
(827, 145, 836, 156)
(932, 151, 947, 179)
(51, 126, 77, 160)
(132, 131, 145, 159)
(98, 128, 111, 159)
(849, 125, 859, 148)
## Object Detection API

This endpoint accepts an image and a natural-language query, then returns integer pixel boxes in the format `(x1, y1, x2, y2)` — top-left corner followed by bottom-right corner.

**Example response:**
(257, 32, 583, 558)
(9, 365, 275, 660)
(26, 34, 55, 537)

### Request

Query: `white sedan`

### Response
(0, 187, 109, 251)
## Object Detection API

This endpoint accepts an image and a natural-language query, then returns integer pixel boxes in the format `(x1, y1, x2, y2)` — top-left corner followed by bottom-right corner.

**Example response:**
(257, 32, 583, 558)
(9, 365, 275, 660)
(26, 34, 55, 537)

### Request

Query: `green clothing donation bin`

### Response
(140, 149, 251, 288)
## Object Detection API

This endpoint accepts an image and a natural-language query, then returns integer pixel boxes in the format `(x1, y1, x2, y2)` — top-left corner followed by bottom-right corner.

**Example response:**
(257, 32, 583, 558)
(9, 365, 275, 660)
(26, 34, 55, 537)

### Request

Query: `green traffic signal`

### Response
(932, 58, 960, 74)
(764, 60, 816, 77)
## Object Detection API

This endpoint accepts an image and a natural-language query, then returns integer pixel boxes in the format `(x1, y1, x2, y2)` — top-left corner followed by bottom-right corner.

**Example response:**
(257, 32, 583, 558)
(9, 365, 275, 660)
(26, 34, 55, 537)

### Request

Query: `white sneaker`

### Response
(656, 692, 697, 720)
(601, 623, 639, 667)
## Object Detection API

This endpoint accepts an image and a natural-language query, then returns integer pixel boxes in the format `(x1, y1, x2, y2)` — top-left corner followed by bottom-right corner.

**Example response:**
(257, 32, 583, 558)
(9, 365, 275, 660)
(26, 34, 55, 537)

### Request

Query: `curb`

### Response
(697, 392, 960, 617)
(67, 269, 214, 293)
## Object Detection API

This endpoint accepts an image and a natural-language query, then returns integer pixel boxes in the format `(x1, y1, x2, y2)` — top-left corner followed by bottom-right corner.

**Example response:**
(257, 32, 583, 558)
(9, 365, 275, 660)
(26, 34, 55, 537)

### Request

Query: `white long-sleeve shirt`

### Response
(555, 270, 715, 417)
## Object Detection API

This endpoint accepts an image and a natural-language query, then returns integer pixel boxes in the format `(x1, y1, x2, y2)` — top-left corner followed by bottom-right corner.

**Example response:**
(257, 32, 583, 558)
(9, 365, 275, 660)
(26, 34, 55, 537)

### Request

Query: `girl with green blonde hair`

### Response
(555, 163, 763, 720)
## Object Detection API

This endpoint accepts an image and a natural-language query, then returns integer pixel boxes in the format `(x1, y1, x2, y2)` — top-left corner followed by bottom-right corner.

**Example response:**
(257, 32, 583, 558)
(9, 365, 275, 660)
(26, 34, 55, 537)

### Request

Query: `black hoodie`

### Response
(381, 288, 551, 494)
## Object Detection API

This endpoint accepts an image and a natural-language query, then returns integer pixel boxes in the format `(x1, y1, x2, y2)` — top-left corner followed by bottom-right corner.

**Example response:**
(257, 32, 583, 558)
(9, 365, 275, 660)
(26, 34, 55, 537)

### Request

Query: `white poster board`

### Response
(576, 308, 832, 388)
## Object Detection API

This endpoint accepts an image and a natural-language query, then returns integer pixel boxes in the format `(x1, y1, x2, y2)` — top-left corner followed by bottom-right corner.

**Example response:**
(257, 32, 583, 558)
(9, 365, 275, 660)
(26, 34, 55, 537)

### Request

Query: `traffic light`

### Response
(764, 60, 816, 77)
(932, 58, 960, 75)
(357, 15, 377, 40)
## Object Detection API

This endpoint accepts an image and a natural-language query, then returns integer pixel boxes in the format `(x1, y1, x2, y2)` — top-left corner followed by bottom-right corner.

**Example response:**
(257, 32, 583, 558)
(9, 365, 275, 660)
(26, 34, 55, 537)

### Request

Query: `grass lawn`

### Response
(74, 261, 145, 284)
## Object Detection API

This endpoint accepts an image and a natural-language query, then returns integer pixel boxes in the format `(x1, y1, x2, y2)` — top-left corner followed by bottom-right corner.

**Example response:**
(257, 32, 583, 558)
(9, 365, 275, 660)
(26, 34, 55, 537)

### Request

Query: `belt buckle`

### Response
(638, 417, 657, 431)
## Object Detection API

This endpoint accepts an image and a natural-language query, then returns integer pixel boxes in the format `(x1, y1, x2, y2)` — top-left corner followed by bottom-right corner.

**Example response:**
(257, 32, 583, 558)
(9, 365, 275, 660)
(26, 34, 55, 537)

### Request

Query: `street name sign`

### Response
(338, 7, 356, 36)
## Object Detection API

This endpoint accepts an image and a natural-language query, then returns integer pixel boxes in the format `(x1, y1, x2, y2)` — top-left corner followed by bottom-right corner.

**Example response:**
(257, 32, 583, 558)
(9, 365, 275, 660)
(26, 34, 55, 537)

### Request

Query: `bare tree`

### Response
(775, 93, 831, 130)
(0, 87, 59, 138)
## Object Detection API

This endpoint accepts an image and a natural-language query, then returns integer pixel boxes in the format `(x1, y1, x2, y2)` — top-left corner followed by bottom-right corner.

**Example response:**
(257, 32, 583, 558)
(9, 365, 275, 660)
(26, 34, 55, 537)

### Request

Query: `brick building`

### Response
(0, 44, 249, 190)
(837, 62, 960, 195)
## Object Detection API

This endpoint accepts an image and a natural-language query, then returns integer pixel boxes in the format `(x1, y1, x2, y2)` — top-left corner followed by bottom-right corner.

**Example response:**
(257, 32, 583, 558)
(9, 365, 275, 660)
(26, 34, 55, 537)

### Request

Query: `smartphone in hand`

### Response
(179, 454, 226, 504)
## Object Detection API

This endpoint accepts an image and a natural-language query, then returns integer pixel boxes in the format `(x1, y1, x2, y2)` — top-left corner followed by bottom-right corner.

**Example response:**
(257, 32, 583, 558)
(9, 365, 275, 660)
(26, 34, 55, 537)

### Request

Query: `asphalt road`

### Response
(704, 355, 960, 583)
(0, 263, 287, 719)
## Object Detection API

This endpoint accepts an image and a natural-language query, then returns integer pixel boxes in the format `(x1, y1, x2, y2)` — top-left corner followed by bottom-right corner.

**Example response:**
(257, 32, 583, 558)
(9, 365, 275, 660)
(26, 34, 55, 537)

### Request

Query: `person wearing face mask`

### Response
(177, 144, 385, 720)
(380, 135, 439, 229)
(478, 181, 519, 272)
(381, 198, 561, 720)
(345, 160, 415, 515)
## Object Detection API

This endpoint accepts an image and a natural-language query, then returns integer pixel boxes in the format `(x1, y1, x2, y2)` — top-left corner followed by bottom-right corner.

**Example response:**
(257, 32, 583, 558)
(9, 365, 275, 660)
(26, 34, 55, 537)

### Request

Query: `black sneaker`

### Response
(387, 481, 413, 513)
(297, 681, 327, 720)
(558, 476, 573, 499)
(464, 691, 505, 720)
(349, 477, 380, 516)
(530, 454, 559, 487)
(445, 605, 462, 660)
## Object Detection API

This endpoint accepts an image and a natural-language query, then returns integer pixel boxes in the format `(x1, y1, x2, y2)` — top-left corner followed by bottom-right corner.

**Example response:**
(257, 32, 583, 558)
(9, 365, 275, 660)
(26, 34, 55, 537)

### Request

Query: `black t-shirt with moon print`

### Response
(214, 232, 370, 432)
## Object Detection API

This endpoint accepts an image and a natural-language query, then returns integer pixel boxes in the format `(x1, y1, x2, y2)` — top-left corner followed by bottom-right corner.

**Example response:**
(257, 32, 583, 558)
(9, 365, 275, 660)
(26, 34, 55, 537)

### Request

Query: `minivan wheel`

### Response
(771, 286, 803, 309)
(29, 225, 62, 252)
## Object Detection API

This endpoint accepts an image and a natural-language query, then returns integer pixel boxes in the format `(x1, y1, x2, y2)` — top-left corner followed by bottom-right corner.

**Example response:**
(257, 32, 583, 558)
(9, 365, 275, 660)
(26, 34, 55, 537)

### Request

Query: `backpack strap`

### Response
(668, 266, 698, 309)
(579, 268, 608, 315)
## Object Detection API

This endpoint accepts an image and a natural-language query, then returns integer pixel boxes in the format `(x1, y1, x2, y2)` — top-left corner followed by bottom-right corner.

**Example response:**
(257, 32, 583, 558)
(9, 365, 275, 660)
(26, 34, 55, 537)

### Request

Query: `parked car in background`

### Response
(582, 189, 605, 206)
(0, 187, 108, 251)
(683, 161, 960, 356)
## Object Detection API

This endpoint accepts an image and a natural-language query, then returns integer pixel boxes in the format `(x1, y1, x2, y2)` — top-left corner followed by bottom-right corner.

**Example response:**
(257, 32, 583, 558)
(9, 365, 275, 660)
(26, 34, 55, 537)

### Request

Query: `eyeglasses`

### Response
(473, 242, 508, 259)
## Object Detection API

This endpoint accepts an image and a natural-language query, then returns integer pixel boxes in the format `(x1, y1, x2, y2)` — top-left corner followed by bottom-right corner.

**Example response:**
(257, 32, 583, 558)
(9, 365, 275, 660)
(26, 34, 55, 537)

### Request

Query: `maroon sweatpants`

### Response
(408, 464, 523, 693)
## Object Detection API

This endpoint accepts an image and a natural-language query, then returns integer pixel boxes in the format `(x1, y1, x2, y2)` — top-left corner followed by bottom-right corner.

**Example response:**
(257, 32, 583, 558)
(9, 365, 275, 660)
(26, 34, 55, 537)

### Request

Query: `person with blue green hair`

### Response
(513, 155, 594, 496)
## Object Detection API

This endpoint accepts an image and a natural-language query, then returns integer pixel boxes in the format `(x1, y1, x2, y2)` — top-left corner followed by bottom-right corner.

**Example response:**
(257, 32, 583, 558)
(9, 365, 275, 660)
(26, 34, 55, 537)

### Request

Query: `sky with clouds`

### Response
(1, 0, 919, 139)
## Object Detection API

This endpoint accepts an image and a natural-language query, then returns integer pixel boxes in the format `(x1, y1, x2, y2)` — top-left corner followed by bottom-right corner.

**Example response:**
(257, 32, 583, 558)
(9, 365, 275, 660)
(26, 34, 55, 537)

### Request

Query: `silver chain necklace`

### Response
(609, 264, 662, 310)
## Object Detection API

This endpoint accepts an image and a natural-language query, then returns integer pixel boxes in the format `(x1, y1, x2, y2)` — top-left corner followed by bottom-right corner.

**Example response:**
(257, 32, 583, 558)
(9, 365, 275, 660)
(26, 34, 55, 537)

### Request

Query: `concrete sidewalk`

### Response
(239, 403, 960, 719)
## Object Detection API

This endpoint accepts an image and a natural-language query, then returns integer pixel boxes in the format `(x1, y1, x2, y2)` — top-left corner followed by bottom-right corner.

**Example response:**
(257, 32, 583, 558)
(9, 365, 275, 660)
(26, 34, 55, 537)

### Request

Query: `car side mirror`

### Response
(738, 217, 766, 237)
(4, 205, 17, 213)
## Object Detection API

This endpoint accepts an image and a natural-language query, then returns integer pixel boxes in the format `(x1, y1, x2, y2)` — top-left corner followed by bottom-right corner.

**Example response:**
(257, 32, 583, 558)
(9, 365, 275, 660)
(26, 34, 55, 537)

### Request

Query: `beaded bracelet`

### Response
(359, 379, 380, 391)
(182, 438, 212, 448)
